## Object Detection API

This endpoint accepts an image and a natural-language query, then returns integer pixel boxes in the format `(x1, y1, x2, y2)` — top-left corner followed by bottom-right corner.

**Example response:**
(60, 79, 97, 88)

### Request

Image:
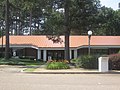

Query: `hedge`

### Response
(71, 55, 98, 69)
(109, 54, 120, 70)
(46, 62, 70, 70)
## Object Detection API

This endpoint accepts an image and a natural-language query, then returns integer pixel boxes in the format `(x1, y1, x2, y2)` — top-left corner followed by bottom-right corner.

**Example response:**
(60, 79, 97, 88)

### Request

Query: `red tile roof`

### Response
(0, 35, 120, 48)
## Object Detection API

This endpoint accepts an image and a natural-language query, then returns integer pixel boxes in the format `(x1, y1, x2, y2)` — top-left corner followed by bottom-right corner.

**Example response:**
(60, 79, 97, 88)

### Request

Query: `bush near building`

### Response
(46, 60, 70, 70)
(71, 55, 98, 69)
(109, 54, 120, 70)
(0, 58, 44, 66)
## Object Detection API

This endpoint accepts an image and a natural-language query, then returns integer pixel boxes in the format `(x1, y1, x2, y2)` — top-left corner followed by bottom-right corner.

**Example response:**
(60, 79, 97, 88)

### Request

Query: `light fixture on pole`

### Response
(88, 30, 92, 55)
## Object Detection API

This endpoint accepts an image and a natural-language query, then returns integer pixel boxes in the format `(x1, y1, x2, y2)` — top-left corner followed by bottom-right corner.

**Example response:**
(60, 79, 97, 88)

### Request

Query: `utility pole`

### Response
(5, 0, 10, 59)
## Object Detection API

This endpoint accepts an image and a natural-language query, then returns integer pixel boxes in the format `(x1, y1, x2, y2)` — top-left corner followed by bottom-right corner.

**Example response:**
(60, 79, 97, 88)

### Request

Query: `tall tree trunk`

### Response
(29, 10, 32, 35)
(65, 30, 70, 62)
(18, 11, 21, 35)
(64, 0, 70, 62)
(37, 19, 39, 30)
(15, 15, 18, 35)
(5, 0, 10, 59)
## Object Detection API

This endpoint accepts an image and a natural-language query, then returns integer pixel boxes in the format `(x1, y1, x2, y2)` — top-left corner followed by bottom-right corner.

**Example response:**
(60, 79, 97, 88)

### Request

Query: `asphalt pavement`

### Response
(0, 65, 120, 90)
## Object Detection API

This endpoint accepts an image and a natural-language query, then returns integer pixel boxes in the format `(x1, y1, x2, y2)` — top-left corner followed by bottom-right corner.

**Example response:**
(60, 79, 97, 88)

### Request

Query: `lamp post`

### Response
(88, 30, 92, 55)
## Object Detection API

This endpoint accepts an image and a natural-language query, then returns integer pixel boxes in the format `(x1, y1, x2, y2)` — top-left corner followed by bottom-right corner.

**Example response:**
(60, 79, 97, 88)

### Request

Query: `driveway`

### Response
(0, 65, 120, 90)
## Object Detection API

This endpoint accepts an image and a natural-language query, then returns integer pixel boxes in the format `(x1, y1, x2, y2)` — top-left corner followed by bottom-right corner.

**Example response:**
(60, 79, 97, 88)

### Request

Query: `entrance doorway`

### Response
(47, 50, 64, 60)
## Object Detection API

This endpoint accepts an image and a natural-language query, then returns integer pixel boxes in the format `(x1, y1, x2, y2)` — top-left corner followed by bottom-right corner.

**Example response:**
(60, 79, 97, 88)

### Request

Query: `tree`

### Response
(64, 0, 70, 62)
(42, 0, 71, 61)
(41, 0, 101, 62)
(69, 0, 101, 35)
(43, 11, 64, 35)
(21, 0, 50, 35)
(94, 7, 120, 35)
(5, 0, 10, 59)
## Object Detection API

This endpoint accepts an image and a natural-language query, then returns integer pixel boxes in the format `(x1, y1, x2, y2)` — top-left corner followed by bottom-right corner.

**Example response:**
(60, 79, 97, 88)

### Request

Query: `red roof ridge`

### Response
(0, 35, 120, 48)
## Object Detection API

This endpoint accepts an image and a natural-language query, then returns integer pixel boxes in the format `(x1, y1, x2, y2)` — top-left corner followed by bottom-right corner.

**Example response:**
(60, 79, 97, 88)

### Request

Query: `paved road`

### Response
(0, 66, 120, 90)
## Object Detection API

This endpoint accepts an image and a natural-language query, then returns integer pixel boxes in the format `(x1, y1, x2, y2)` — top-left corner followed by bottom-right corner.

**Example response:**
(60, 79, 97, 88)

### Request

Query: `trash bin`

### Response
(98, 56, 109, 72)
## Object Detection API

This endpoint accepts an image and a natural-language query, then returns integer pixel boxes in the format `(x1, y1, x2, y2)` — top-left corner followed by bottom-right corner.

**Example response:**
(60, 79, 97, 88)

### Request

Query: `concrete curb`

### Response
(22, 71, 120, 74)
(21, 66, 120, 74)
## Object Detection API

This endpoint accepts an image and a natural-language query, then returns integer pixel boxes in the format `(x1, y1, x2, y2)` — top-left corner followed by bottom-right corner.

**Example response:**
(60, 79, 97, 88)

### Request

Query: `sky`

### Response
(100, 0, 119, 10)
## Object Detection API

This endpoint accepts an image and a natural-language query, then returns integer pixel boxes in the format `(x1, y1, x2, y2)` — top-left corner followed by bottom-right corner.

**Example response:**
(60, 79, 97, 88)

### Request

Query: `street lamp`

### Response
(88, 30, 92, 55)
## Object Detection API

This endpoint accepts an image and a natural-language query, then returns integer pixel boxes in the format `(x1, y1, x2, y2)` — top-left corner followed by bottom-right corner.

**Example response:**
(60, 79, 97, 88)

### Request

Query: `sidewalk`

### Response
(22, 65, 120, 74)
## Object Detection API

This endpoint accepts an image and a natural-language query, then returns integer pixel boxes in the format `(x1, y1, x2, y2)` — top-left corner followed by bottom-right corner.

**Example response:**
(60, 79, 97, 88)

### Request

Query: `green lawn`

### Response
(0, 58, 45, 66)
(23, 68, 37, 72)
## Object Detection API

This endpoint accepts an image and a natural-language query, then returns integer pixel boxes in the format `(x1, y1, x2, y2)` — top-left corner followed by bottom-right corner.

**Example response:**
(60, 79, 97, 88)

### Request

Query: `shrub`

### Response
(72, 55, 98, 69)
(46, 62, 70, 70)
(19, 56, 35, 60)
(109, 54, 120, 70)
(71, 58, 80, 67)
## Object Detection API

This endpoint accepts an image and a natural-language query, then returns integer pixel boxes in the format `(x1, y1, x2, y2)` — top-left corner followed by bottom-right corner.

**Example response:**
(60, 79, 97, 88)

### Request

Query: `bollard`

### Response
(98, 57, 109, 72)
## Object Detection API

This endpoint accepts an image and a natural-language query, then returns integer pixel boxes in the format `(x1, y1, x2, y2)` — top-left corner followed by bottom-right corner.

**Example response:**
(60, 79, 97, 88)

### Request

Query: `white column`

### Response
(70, 50, 72, 59)
(74, 49, 77, 59)
(43, 50, 47, 61)
(37, 48, 41, 60)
